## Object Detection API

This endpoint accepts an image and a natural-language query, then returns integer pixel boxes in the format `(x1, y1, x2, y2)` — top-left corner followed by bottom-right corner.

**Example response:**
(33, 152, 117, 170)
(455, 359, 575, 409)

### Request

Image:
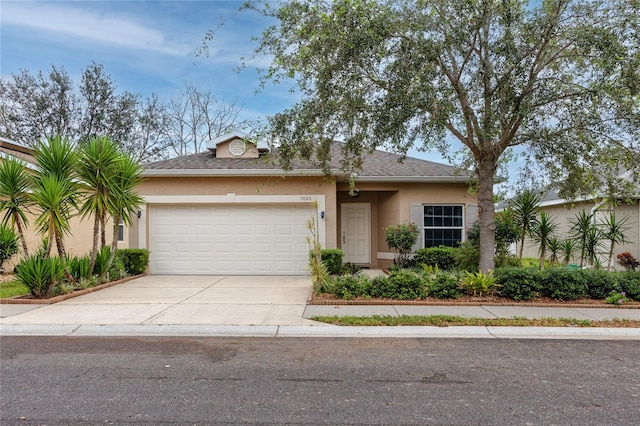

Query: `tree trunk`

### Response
(89, 211, 100, 275)
(14, 215, 29, 258)
(100, 212, 107, 248)
(110, 213, 121, 254)
(477, 156, 497, 273)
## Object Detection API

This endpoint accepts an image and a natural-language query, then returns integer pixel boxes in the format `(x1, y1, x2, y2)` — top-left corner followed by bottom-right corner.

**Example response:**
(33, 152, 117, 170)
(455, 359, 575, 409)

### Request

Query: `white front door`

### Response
(341, 203, 371, 264)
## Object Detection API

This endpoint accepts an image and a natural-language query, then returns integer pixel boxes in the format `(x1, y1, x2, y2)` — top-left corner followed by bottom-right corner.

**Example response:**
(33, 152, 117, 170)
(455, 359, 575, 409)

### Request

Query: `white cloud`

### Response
(1, 1, 192, 56)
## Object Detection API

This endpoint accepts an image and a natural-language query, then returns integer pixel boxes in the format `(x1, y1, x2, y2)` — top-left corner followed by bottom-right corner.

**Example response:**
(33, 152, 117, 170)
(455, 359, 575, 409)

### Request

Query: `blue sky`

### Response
(1, 0, 298, 121)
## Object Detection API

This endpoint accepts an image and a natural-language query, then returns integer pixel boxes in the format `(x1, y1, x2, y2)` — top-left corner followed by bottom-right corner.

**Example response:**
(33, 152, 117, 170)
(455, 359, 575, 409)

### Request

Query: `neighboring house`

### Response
(0, 137, 123, 269)
(131, 131, 477, 275)
(505, 178, 640, 269)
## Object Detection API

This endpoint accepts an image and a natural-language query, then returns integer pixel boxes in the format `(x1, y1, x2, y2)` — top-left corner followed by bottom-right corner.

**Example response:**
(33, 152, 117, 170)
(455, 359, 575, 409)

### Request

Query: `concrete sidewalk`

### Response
(1, 275, 639, 339)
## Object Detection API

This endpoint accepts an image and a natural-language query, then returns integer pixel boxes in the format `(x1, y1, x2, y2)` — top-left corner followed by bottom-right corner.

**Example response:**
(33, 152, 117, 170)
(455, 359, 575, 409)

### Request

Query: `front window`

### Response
(118, 219, 125, 242)
(423, 205, 463, 247)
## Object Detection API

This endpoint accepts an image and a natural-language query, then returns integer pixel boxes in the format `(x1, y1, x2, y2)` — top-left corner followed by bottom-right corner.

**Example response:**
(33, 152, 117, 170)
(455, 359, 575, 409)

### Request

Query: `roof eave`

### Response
(354, 175, 473, 183)
(141, 168, 340, 177)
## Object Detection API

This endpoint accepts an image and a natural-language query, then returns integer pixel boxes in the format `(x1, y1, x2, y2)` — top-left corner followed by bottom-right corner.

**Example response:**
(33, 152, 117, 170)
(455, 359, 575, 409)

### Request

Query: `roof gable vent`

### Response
(229, 139, 246, 156)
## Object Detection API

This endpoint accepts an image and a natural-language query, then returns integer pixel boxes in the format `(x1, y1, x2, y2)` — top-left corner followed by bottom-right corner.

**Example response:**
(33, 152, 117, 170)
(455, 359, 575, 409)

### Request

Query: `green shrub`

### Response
(540, 268, 588, 300)
(109, 255, 126, 281)
(52, 281, 75, 297)
(322, 274, 371, 299)
(68, 255, 91, 281)
(15, 255, 65, 298)
(117, 248, 150, 275)
(318, 249, 343, 275)
(370, 271, 426, 300)
(341, 262, 362, 275)
(0, 224, 20, 273)
(414, 246, 457, 270)
(582, 269, 621, 299)
(385, 222, 419, 268)
(454, 242, 479, 272)
(459, 270, 500, 296)
(495, 253, 521, 268)
(495, 267, 542, 301)
(604, 290, 630, 305)
(426, 272, 464, 299)
(618, 272, 640, 301)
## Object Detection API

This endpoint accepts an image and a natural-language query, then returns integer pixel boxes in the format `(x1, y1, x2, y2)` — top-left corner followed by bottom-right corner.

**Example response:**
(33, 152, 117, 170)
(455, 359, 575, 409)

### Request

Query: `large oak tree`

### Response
(239, 0, 640, 272)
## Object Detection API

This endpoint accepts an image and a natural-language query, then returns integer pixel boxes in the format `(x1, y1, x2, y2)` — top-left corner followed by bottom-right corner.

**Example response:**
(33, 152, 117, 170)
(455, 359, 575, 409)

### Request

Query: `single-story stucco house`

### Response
(129, 131, 478, 275)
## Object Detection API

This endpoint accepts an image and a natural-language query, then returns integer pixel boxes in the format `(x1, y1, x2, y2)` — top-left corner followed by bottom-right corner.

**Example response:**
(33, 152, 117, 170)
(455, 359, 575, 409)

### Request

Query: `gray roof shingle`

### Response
(144, 141, 472, 182)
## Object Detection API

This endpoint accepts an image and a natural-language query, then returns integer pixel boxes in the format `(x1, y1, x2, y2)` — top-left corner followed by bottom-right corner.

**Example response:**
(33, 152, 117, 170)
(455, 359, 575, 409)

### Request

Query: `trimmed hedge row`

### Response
(321, 267, 640, 302)
(494, 267, 640, 301)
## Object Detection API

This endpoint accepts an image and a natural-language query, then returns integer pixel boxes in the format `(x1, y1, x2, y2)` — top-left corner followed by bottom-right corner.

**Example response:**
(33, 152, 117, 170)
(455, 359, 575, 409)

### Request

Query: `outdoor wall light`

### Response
(321, 211, 325, 219)
(137, 210, 142, 219)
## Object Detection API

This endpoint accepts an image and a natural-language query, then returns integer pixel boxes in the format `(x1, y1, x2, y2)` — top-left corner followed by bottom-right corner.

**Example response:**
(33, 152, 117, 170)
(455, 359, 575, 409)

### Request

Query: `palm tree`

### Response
(529, 211, 558, 269)
(599, 211, 630, 270)
(569, 210, 594, 268)
(510, 189, 541, 260)
(108, 152, 144, 254)
(31, 136, 79, 282)
(77, 136, 121, 274)
(0, 157, 32, 257)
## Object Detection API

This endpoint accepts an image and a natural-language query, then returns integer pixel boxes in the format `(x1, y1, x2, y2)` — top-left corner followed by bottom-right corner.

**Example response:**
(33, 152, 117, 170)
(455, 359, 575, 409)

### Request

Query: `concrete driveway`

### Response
(0, 275, 317, 326)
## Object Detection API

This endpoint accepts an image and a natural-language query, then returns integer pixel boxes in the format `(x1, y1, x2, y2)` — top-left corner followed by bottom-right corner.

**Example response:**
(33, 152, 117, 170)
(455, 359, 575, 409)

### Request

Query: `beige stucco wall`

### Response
(517, 200, 640, 269)
(337, 181, 476, 268)
(133, 175, 339, 251)
(133, 175, 475, 270)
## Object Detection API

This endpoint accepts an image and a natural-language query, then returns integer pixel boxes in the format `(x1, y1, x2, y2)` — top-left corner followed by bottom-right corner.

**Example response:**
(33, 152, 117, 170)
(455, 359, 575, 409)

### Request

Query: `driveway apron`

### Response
(0, 275, 316, 326)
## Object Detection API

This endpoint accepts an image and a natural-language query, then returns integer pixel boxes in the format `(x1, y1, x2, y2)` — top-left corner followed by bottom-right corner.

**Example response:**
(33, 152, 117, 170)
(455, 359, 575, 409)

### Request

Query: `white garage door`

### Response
(149, 205, 313, 275)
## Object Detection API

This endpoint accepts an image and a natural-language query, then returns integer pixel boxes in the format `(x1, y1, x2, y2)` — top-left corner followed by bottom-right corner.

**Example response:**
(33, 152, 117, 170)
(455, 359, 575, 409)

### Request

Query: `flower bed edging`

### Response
(0, 274, 146, 305)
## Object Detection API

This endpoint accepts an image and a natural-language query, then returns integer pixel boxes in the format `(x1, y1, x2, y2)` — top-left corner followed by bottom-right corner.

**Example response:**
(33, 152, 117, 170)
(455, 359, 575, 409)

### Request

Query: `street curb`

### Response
(1, 324, 639, 340)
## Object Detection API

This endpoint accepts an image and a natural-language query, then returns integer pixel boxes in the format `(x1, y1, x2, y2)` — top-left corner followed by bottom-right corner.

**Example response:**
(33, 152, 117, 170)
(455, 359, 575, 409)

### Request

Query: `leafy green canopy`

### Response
(243, 0, 639, 271)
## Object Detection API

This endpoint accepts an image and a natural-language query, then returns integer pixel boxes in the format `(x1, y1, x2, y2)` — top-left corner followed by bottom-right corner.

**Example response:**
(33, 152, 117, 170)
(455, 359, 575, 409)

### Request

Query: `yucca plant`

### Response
(459, 270, 500, 296)
(77, 136, 120, 274)
(529, 211, 558, 269)
(569, 210, 594, 268)
(599, 211, 630, 270)
(93, 246, 113, 282)
(15, 255, 65, 298)
(0, 224, 20, 273)
(546, 236, 562, 267)
(510, 189, 541, 260)
(0, 157, 32, 257)
(559, 238, 578, 266)
(67, 255, 91, 282)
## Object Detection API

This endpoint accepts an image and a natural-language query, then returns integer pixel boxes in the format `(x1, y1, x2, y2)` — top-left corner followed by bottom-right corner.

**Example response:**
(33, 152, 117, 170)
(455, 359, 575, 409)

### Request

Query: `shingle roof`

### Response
(144, 141, 472, 182)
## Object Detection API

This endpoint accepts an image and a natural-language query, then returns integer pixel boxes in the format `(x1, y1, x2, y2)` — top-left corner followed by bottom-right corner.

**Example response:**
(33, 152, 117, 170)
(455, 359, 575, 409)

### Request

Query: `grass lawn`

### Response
(0, 279, 29, 298)
(311, 315, 640, 328)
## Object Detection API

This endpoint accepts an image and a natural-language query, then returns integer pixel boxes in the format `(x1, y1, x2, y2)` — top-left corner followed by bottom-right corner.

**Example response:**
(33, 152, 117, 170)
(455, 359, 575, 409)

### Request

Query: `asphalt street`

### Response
(1, 336, 639, 425)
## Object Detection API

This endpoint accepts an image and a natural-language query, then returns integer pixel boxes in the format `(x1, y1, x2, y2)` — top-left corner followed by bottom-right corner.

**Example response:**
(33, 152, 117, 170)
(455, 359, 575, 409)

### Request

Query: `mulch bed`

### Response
(308, 293, 640, 309)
